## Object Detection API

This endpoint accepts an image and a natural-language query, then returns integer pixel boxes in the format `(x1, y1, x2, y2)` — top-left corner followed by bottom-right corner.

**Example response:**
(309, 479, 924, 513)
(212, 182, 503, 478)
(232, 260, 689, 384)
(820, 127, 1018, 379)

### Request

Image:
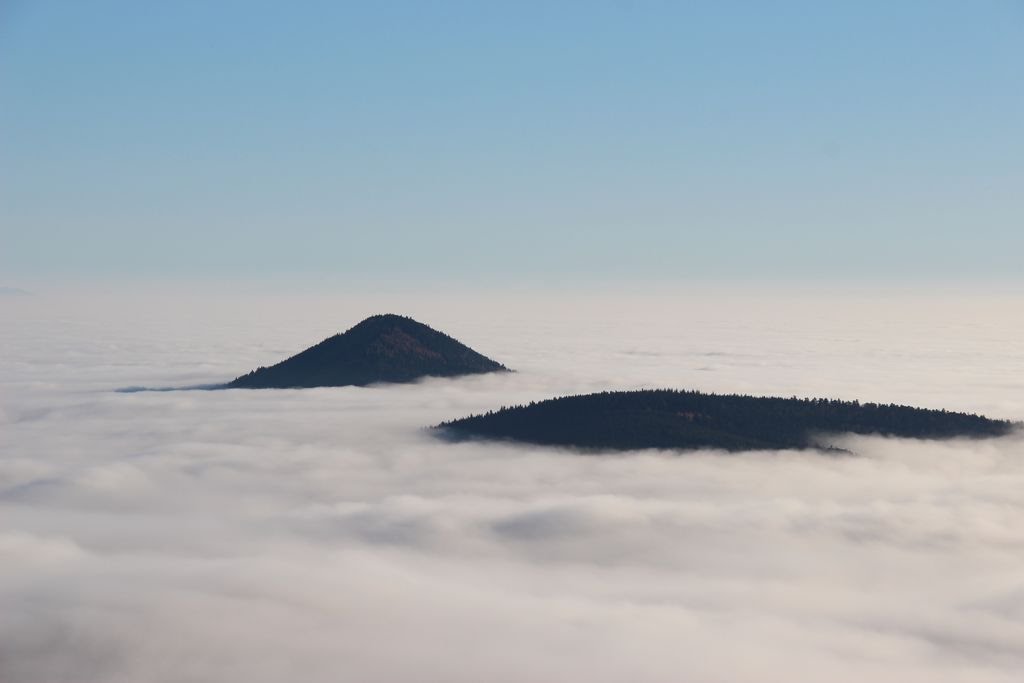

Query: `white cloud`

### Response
(1, 287, 1023, 682)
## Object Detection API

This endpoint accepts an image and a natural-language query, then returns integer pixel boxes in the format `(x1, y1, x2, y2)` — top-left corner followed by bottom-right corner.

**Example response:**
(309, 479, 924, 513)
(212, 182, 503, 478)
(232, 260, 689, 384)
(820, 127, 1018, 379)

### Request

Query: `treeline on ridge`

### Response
(435, 389, 1016, 452)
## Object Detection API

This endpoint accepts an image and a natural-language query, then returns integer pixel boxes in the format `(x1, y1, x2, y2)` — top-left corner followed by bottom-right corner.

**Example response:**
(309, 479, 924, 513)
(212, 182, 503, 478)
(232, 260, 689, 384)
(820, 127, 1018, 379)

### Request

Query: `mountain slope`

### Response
(228, 314, 508, 389)
(436, 389, 1016, 452)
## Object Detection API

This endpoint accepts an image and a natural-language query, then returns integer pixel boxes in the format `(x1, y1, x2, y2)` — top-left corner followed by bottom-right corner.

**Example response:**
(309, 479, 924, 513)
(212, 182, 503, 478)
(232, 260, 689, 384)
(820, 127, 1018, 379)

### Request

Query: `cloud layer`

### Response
(1, 287, 1023, 682)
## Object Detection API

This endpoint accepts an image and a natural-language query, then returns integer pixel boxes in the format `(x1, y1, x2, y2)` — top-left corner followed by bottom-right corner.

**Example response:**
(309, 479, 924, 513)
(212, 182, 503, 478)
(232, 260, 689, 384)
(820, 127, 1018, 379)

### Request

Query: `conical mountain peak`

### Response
(227, 315, 508, 389)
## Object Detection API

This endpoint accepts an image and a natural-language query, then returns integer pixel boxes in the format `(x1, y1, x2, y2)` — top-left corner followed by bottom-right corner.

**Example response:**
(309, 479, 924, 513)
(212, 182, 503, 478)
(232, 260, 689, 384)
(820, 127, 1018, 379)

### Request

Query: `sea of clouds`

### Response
(2, 285, 1023, 682)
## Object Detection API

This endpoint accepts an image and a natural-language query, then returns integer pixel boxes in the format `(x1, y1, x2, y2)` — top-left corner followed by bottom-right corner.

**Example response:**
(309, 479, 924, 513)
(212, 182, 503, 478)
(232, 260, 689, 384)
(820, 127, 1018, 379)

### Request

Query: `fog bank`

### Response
(1, 288, 1023, 682)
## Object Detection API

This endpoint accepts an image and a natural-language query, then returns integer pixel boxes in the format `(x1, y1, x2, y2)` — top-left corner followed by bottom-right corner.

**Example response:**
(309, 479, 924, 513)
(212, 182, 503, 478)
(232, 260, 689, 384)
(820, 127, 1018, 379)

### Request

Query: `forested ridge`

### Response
(436, 389, 1016, 452)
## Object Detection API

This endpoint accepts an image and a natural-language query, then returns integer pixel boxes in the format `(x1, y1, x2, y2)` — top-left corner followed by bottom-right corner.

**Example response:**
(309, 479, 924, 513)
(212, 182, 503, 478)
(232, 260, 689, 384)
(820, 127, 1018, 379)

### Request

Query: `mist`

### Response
(2, 286, 1023, 682)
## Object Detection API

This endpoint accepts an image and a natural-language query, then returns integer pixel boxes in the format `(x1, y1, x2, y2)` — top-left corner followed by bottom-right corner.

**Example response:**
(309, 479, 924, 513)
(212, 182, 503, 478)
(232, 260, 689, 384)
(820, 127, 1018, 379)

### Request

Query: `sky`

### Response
(2, 289, 1024, 682)
(1, 1, 1022, 285)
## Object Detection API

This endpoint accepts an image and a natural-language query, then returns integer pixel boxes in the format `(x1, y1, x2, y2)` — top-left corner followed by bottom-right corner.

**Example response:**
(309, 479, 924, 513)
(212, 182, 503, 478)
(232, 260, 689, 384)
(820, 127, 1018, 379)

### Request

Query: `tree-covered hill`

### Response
(435, 389, 1016, 452)
(227, 314, 508, 389)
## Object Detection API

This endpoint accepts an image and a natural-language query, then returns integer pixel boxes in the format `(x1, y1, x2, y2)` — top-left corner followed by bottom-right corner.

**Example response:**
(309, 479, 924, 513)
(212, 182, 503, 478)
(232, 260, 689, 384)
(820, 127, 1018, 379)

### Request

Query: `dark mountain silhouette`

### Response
(436, 389, 1016, 453)
(227, 314, 508, 389)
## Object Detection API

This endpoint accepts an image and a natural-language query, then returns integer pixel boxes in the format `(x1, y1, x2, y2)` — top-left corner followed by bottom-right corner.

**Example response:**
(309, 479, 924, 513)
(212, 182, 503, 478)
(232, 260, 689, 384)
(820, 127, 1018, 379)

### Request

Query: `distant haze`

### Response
(2, 286, 1023, 682)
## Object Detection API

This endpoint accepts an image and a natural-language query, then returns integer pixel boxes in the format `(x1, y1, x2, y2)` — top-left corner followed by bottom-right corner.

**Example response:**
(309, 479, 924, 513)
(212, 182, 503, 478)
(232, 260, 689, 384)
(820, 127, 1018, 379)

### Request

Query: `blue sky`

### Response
(1, 1, 1021, 284)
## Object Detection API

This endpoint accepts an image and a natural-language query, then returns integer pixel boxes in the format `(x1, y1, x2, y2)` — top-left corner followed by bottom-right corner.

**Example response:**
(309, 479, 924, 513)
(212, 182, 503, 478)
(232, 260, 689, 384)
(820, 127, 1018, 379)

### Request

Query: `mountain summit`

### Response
(227, 314, 509, 389)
